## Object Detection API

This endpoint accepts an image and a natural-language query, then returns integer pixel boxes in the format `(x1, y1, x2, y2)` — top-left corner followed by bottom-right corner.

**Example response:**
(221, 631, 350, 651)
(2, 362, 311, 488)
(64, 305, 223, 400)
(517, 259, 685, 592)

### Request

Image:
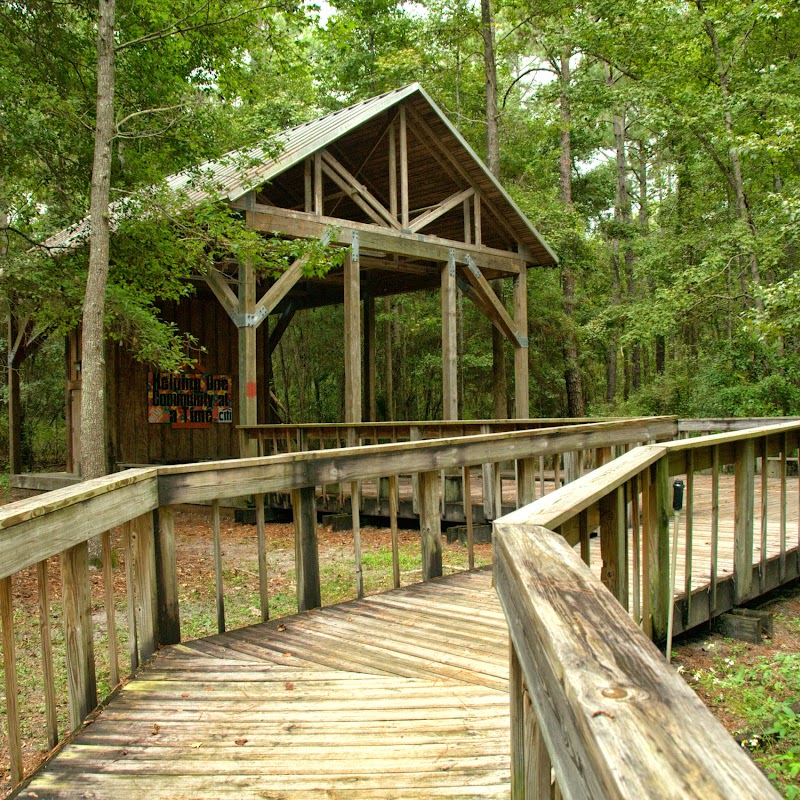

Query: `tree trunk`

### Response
(80, 0, 116, 484)
(558, 44, 585, 417)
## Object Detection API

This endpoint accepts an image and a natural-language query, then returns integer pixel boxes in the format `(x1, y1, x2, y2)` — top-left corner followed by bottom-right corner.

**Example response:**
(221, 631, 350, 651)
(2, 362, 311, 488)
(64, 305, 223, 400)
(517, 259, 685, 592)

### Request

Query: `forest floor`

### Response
(0, 484, 798, 798)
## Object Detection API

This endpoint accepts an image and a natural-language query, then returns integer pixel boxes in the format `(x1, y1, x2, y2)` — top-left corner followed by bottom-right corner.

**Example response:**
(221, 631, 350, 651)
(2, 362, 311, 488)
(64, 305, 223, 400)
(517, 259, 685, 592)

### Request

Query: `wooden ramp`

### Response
(20, 569, 511, 800)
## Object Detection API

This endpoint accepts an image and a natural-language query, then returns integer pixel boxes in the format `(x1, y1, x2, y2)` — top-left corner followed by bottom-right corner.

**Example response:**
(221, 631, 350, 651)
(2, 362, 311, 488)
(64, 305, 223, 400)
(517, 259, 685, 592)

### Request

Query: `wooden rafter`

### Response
(268, 303, 296, 354)
(460, 255, 523, 347)
(321, 151, 401, 230)
(408, 188, 474, 234)
(204, 269, 238, 322)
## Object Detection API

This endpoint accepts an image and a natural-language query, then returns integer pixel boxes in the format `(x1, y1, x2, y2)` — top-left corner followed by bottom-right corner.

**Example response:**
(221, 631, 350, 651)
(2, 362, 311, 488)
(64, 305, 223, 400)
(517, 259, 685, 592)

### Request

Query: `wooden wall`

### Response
(107, 293, 269, 467)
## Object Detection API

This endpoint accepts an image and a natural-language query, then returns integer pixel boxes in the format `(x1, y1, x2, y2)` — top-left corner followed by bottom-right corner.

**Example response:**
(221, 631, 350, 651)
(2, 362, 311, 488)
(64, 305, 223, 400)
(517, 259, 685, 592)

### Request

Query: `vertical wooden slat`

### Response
(442, 253, 458, 420)
(493, 461, 503, 520)
(711, 446, 720, 617)
(641, 469, 652, 638)
(255, 492, 270, 622)
(599, 486, 628, 609)
(538, 455, 545, 498)
(418, 470, 443, 581)
(516, 457, 536, 507)
(524, 687, 552, 798)
(123, 522, 139, 671)
(780, 433, 787, 583)
(734, 439, 755, 604)
(60, 541, 97, 727)
(554, 454, 561, 492)
(684, 452, 694, 627)
(133, 513, 158, 662)
(313, 152, 323, 215)
(579, 509, 590, 566)
(388, 121, 397, 219)
(212, 500, 225, 634)
(389, 475, 400, 588)
(1, 576, 23, 786)
(509, 643, 525, 800)
(463, 465, 475, 570)
(101, 531, 119, 686)
(155, 508, 180, 646)
(351, 480, 364, 599)
(36, 559, 58, 749)
(631, 475, 642, 626)
(294, 486, 321, 611)
(759, 438, 768, 593)
(645, 458, 671, 641)
(344, 249, 362, 425)
(399, 105, 409, 227)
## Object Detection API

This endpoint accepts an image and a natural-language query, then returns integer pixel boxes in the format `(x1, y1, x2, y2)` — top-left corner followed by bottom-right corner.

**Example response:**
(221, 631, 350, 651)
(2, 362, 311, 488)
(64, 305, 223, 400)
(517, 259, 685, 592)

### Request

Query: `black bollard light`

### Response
(672, 479, 685, 513)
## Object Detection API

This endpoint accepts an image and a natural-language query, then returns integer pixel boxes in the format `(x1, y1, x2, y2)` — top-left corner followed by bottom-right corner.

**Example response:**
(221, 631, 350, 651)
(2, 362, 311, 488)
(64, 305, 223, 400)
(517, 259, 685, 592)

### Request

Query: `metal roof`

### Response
(44, 84, 557, 265)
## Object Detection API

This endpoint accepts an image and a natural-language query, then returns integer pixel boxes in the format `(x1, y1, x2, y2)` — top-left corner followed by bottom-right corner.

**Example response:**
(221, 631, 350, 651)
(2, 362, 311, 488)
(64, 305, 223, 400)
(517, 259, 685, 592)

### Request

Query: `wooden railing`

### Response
(0, 416, 674, 791)
(494, 420, 800, 798)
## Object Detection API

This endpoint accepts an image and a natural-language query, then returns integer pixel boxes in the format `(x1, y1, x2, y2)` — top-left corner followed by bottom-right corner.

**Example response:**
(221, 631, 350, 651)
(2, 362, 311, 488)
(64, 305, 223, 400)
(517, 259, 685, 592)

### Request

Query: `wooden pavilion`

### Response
(9, 83, 557, 478)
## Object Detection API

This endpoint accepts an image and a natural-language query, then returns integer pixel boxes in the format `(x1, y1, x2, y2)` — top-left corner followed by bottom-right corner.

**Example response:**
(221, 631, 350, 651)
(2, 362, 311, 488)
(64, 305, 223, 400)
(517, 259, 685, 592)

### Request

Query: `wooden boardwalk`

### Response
(20, 569, 511, 800)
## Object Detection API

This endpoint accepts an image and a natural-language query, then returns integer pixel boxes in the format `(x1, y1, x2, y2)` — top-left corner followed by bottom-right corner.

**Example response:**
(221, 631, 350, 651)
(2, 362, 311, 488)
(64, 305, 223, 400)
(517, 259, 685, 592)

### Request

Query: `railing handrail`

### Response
(494, 522, 780, 799)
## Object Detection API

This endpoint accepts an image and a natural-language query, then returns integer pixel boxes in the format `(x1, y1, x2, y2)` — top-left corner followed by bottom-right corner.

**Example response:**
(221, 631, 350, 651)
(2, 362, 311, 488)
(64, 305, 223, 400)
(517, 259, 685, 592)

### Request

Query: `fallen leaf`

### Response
(151, 723, 160, 735)
(180, 692, 190, 698)
(592, 710, 615, 719)
(277, 624, 287, 632)
(282, 652, 292, 658)
(191, 742, 203, 749)
(285, 682, 294, 690)
(235, 738, 248, 746)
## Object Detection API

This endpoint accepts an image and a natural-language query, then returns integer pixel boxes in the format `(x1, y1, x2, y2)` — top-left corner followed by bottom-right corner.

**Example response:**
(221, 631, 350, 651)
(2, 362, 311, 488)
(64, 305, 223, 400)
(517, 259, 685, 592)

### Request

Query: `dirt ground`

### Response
(1, 485, 798, 797)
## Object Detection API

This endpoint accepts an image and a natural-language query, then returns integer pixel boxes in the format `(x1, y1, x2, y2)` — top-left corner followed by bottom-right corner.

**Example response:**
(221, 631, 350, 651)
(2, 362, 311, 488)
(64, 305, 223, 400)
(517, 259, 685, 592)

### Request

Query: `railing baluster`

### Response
(101, 531, 119, 686)
(211, 500, 225, 633)
(733, 439, 755, 604)
(525, 688, 552, 798)
(418, 470, 442, 580)
(463, 465, 474, 571)
(509, 642, 525, 800)
(780, 432, 787, 583)
(760, 438, 768, 593)
(389, 475, 400, 587)
(600, 485, 627, 609)
(631, 475, 641, 626)
(351, 480, 364, 598)
(711, 446, 720, 618)
(123, 521, 139, 671)
(538, 455, 545, 497)
(684, 451, 694, 628)
(133, 512, 158, 662)
(36, 559, 58, 749)
(1, 575, 22, 787)
(579, 509, 590, 566)
(255, 492, 270, 621)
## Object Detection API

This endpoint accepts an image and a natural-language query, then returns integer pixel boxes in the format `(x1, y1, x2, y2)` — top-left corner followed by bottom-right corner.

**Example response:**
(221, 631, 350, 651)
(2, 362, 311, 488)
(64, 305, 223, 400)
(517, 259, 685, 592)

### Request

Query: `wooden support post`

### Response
(255, 493, 270, 621)
(60, 541, 97, 727)
(684, 452, 694, 627)
(513, 259, 529, 419)
(155, 507, 180, 646)
(133, 512, 158, 662)
(781, 433, 788, 583)
(599, 485, 628, 609)
(734, 439, 755, 604)
(418, 470, 443, 580)
(442, 252, 458, 420)
(579, 508, 591, 566)
(759, 438, 768, 593)
(313, 152, 323, 215)
(524, 683, 552, 798)
(344, 248, 362, 424)
(645, 458, 671, 641)
(480, 424, 495, 518)
(463, 465, 475, 570)
(351, 480, 364, 598)
(123, 523, 139, 671)
(363, 291, 377, 422)
(238, 261, 257, 457)
(711, 446, 720, 616)
(304, 157, 312, 214)
(1, 576, 22, 786)
(631, 476, 641, 625)
(509, 642, 525, 800)
(388, 122, 398, 220)
(101, 531, 119, 686)
(293, 486, 321, 611)
(399, 105, 409, 228)
(212, 500, 225, 634)
(516, 457, 537, 507)
(36, 560, 58, 749)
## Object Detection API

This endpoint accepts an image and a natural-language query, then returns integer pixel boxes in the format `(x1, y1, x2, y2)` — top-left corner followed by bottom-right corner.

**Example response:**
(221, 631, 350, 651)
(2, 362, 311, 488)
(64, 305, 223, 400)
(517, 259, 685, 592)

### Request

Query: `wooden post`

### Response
(734, 438, 755, 604)
(133, 512, 158, 662)
(388, 122, 398, 220)
(711, 446, 720, 617)
(155, 507, 181, 646)
(759, 438, 768, 593)
(60, 541, 97, 727)
(238, 260, 257, 457)
(442, 252, 458, 420)
(36, 560, 59, 749)
(684, 452, 694, 627)
(304, 157, 312, 214)
(644, 458, 671, 641)
(101, 531, 119, 686)
(351, 479, 364, 598)
(399, 105, 409, 227)
(513, 258, 529, 419)
(255, 493, 270, 621)
(344, 247, 362, 424)
(211, 500, 225, 634)
(1, 576, 22, 786)
(123, 522, 139, 671)
(599, 485, 628, 609)
(509, 642, 525, 800)
(516, 457, 537, 507)
(363, 291, 377, 422)
(313, 152, 323, 215)
(463, 464, 475, 570)
(524, 684, 552, 797)
(293, 486, 321, 611)
(389, 474, 400, 588)
(418, 470, 443, 580)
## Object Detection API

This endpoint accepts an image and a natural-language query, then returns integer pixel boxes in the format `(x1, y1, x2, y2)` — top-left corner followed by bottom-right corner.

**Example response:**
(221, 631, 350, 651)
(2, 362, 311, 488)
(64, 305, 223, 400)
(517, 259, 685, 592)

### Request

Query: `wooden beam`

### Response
(254, 243, 325, 322)
(460, 256, 522, 346)
(408, 187, 474, 234)
(322, 151, 401, 230)
(267, 303, 296, 354)
(389, 121, 398, 220)
(344, 245, 362, 424)
(304, 157, 312, 214)
(313, 152, 323, 215)
(399, 105, 409, 228)
(203, 268, 238, 322)
(235, 201, 523, 275)
(442, 252, 458, 420)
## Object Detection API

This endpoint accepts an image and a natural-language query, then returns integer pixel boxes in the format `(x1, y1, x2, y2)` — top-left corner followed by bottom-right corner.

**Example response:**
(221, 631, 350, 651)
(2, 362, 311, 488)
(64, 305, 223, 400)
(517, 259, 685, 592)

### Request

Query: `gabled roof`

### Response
(45, 84, 557, 266)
